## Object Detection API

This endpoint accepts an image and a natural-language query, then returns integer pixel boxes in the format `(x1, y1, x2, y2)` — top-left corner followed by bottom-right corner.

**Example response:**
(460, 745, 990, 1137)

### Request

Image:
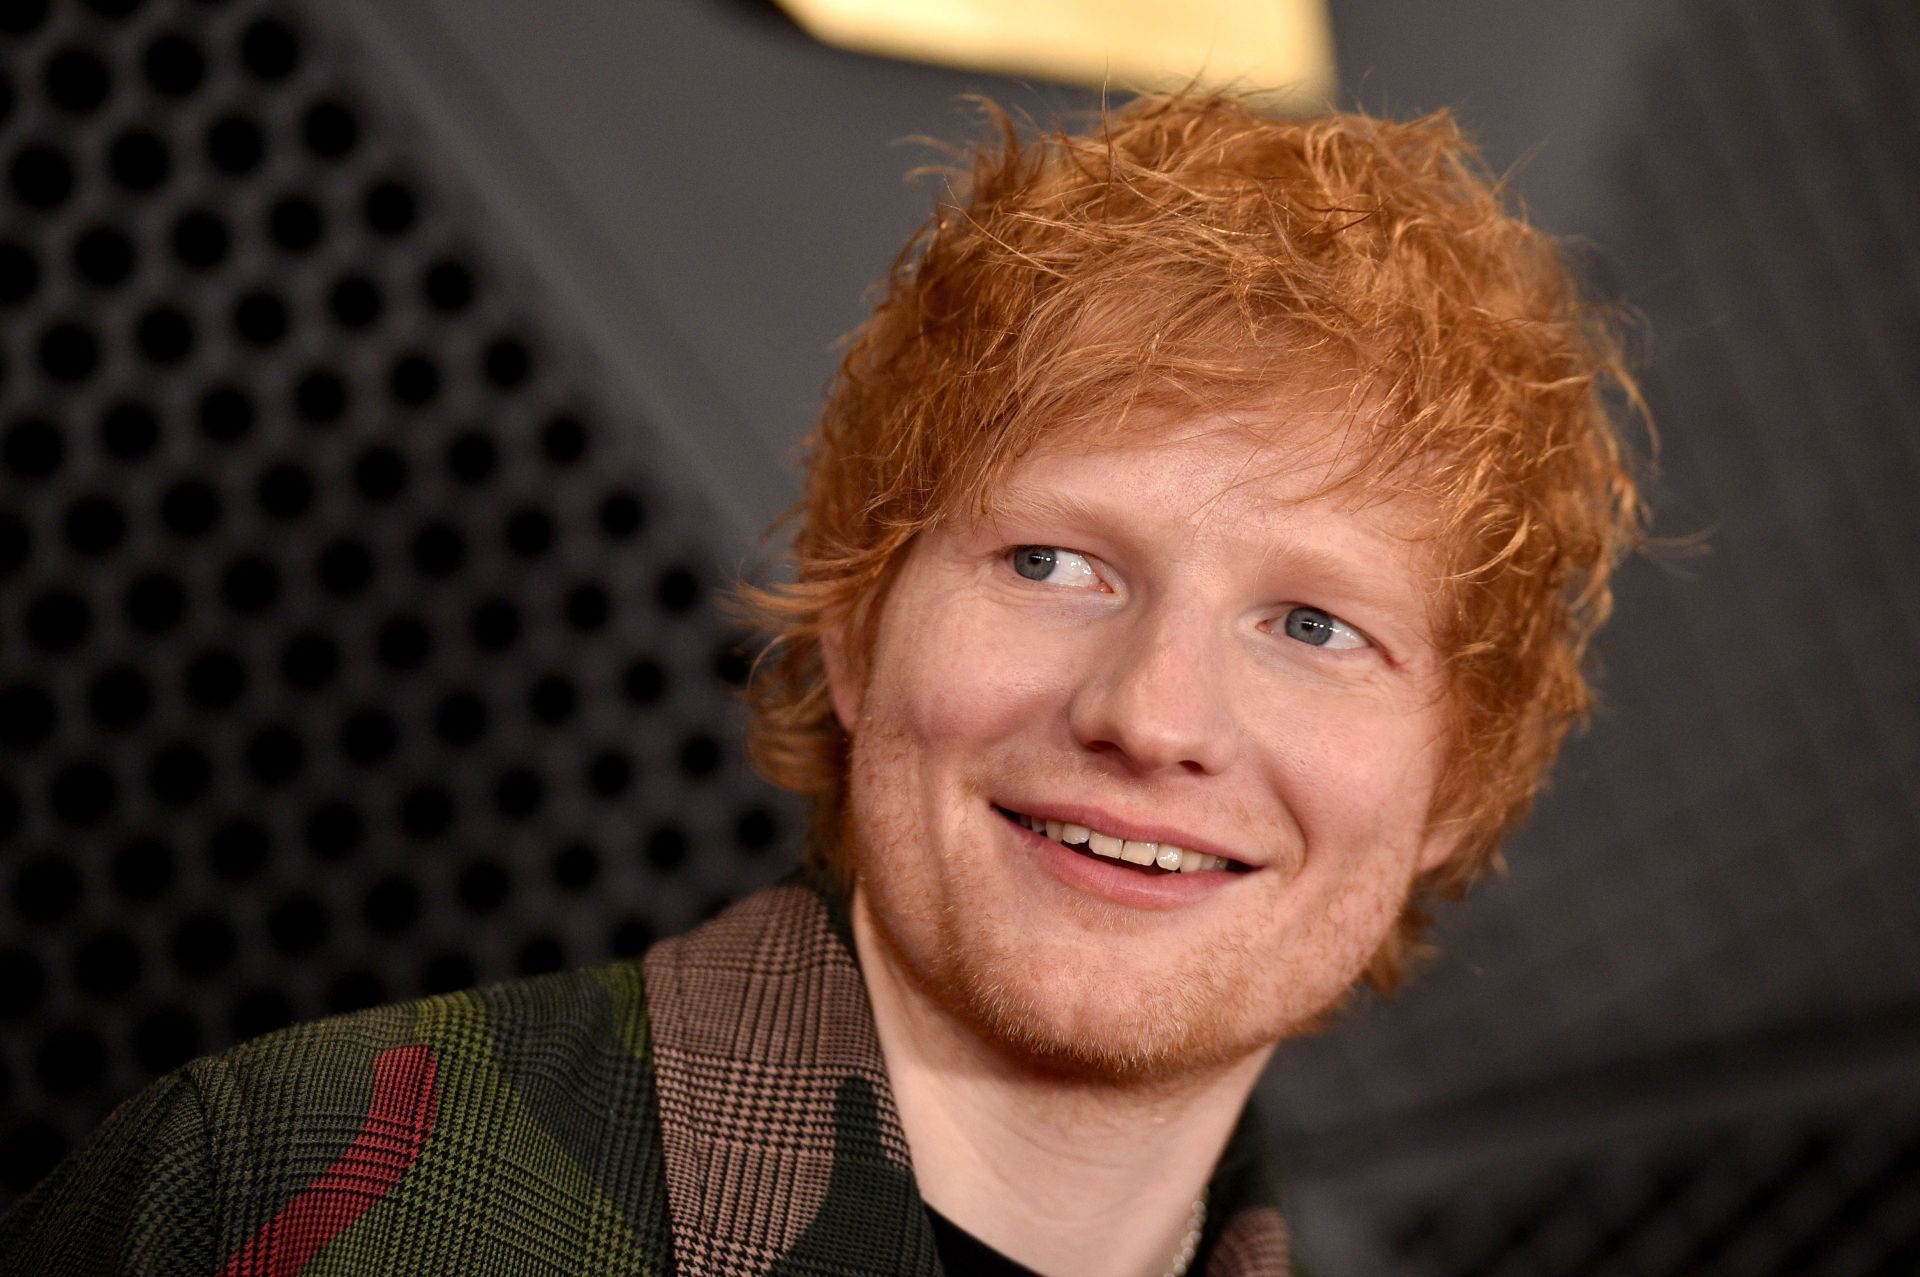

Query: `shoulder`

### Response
(3, 962, 668, 1275)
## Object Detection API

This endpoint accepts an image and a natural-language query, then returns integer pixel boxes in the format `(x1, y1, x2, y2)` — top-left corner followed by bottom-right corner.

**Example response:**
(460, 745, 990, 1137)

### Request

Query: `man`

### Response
(0, 91, 1640, 1275)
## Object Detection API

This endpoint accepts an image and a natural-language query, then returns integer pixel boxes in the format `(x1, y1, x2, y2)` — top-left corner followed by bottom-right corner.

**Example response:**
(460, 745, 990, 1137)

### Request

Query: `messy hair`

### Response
(741, 90, 1644, 994)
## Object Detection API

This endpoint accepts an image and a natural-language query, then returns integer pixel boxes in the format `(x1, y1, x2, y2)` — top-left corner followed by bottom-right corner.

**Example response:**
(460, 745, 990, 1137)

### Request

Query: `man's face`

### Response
(829, 406, 1458, 1080)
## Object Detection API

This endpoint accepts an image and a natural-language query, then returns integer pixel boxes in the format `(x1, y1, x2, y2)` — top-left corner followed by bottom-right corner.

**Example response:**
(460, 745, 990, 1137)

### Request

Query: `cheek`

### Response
(870, 602, 1075, 752)
(1259, 692, 1446, 849)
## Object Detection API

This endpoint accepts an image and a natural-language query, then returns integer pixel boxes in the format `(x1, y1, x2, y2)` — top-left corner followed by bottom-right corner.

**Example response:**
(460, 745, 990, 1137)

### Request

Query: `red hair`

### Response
(742, 90, 1645, 993)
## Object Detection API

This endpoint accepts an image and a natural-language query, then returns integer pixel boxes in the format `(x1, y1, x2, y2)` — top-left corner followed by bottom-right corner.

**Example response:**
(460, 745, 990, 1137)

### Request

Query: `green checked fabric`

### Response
(0, 877, 1291, 1275)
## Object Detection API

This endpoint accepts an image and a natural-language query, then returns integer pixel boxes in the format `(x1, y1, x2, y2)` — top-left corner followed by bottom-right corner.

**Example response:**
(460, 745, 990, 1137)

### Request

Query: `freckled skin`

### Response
(831, 413, 1458, 1082)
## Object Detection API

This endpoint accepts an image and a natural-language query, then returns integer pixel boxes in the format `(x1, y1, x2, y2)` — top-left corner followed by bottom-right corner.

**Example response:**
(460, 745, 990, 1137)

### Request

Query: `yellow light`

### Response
(776, 0, 1335, 109)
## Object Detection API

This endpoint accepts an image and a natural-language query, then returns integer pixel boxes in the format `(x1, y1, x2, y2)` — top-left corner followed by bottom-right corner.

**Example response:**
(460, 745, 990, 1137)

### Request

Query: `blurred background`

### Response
(1, 1, 1915, 1272)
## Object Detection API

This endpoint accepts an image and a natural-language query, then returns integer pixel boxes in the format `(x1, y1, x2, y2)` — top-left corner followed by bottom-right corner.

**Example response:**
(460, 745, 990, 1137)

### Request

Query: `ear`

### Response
(820, 622, 863, 733)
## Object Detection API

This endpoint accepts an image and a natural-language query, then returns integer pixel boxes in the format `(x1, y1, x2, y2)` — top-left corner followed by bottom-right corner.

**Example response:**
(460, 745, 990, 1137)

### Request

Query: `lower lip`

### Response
(1003, 817, 1246, 911)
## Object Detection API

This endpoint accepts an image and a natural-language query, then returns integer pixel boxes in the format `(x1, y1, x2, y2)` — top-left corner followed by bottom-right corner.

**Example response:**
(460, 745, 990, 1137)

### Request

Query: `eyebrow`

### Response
(976, 484, 1117, 534)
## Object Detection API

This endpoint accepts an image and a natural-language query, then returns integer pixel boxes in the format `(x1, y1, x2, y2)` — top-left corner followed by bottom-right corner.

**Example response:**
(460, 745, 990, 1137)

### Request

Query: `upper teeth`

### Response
(1015, 813, 1231, 873)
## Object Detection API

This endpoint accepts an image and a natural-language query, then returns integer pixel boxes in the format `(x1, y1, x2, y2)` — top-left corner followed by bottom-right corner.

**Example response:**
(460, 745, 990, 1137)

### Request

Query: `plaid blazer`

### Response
(0, 877, 1292, 1275)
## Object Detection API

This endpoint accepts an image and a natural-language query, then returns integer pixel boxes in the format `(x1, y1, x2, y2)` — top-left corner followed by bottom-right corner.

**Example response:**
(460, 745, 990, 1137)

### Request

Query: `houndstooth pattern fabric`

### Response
(1, 874, 1292, 1274)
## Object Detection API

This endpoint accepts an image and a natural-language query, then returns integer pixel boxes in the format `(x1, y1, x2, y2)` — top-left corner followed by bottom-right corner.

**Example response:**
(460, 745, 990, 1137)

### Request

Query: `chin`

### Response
(865, 883, 1285, 1083)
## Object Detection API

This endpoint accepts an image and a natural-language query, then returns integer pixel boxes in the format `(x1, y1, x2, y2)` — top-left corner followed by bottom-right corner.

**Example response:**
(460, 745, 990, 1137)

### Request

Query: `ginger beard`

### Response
(830, 418, 1456, 1084)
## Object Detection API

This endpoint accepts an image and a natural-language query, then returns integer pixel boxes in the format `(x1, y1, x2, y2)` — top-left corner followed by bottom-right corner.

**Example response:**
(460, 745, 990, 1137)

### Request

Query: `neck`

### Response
(852, 890, 1270, 1277)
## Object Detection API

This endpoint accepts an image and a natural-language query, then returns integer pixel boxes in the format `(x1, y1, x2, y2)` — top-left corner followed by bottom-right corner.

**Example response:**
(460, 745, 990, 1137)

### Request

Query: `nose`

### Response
(1066, 606, 1237, 776)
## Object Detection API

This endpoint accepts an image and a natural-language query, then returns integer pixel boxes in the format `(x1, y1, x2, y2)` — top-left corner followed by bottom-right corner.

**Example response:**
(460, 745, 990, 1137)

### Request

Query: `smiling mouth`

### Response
(994, 806, 1248, 875)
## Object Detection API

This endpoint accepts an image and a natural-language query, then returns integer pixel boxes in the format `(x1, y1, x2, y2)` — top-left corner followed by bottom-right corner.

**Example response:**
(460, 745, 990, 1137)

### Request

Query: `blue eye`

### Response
(1282, 606, 1369, 650)
(1009, 546, 1101, 589)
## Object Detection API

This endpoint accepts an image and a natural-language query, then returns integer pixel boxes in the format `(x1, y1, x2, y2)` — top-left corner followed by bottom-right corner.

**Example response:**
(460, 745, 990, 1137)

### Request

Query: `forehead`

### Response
(987, 399, 1438, 549)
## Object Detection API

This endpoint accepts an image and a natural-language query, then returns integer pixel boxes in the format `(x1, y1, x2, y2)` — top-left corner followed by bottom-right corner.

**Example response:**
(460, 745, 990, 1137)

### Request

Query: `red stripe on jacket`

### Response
(215, 1043, 440, 1277)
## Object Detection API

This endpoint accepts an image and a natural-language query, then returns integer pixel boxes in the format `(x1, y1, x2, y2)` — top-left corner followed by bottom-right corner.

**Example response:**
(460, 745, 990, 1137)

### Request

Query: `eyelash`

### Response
(1005, 545, 1371, 651)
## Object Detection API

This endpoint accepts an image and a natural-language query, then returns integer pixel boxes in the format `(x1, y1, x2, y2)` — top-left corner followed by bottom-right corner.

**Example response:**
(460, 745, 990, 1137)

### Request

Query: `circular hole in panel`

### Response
(111, 835, 173, 900)
(505, 506, 554, 557)
(468, 598, 521, 651)
(267, 194, 324, 253)
(205, 113, 265, 175)
(232, 288, 289, 346)
(171, 208, 229, 270)
(230, 988, 294, 1040)
(199, 385, 254, 442)
(0, 514, 29, 578)
(280, 630, 338, 689)
(245, 724, 306, 785)
(11, 143, 77, 210)
(160, 477, 221, 537)
(143, 31, 206, 97)
(364, 876, 420, 934)
(305, 798, 363, 860)
(410, 520, 463, 575)
(328, 273, 382, 328)
(72, 224, 136, 288)
(0, 240, 38, 306)
(316, 537, 374, 597)
(541, 414, 590, 467)
(72, 930, 141, 998)
(50, 758, 118, 826)
(611, 915, 655, 957)
(38, 320, 100, 381)
(0, 683, 56, 749)
(552, 842, 598, 892)
(325, 970, 384, 1014)
(588, 750, 633, 798)
(528, 674, 576, 725)
(137, 305, 195, 364)
(147, 740, 212, 806)
(207, 816, 268, 879)
(388, 352, 440, 406)
(423, 257, 473, 311)
(220, 555, 280, 614)
(446, 429, 497, 483)
(256, 461, 315, 518)
(645, 825, 687, 873)
(179, 673, 236, 752)
(239, 16, 300, 81)
(302, 98, 358, 159)
(736, 807, 782, 854)
(420, 953, 474, 994)
(459, 860, 509, 912)
(4, 415, 64, 478)
(433, 691, 486, 746)
(376, 615, 430, 671)
(0, 1122, 68, 1198)
(292, 367, 347, 425)
(353, 445, 408, 502)
(109, 128, 171, 192)
(481, 336, 531, 389)
(35, 1023, 107, 1096)
(517, 936, 564, 976)
(88, 666, 152, 729)
(399, 783, 453, 839)
(64, 492, 126, 554)
(267, 894, 328, 954)
(27, 588, 90, 652)
(170, 912, 236, 977)
(14, 856, 84, 925)
(339, 708, 398, 766)
(564, 583, 611, 632)
(492, 768, 542, 820)
(363, 178, 417, 235)
(44, 46, 112, 115)
(99, 400, 160, 459)
(623, 657, 665, 706)
(0, 1, 51, 36)
(657, 567, 700, 614)
(132, 1006, 201, 1073)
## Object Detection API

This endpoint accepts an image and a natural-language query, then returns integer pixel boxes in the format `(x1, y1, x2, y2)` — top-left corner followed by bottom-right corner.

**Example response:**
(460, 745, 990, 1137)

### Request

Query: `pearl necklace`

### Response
(1164, 1191, 1207, 1277)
